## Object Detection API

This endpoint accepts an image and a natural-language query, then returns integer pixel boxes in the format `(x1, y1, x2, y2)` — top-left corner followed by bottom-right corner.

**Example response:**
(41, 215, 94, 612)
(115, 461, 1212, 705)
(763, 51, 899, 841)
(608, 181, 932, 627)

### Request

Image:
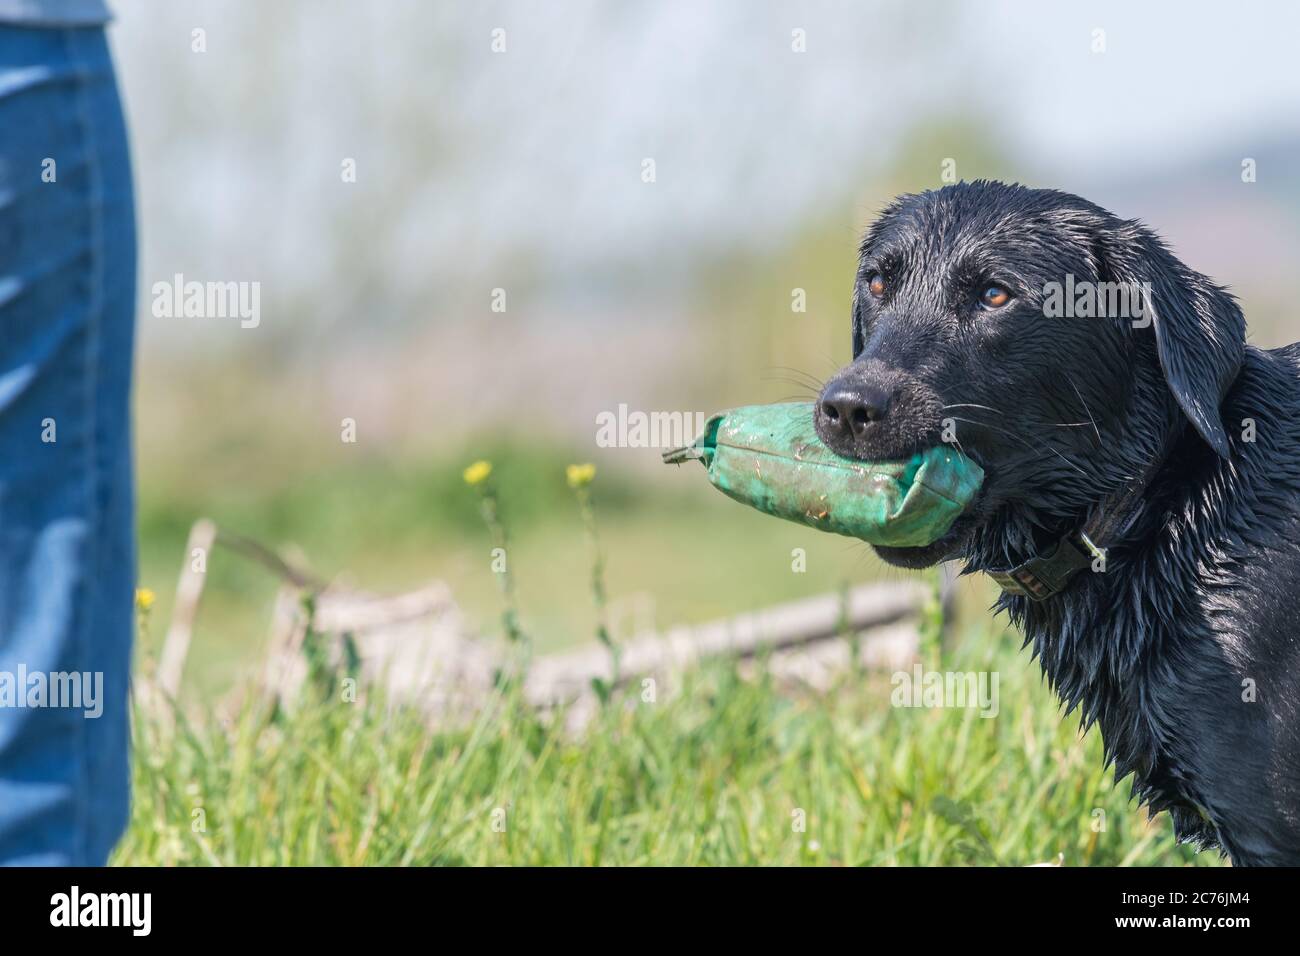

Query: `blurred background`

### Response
(112, 0, 1300, 694)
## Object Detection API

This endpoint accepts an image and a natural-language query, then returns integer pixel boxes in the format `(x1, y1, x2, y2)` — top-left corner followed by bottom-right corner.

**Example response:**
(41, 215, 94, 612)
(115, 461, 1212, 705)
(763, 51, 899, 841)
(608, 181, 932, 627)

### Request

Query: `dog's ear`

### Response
(1094, 220, 1245, 458)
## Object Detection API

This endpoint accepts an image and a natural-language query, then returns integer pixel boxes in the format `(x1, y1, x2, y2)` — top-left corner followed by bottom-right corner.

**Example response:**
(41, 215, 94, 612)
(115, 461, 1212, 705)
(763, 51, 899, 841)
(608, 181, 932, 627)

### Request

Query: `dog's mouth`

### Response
(871, 507, 979, 568)
(820, 446, 991, 568)
(870, 456, 992, 569)
(810, 400, 993, 564)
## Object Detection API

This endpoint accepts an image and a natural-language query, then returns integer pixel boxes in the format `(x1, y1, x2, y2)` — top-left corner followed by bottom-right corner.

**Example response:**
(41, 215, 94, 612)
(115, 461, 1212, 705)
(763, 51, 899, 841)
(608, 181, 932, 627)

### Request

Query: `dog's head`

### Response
(815, 181, 1245, 568)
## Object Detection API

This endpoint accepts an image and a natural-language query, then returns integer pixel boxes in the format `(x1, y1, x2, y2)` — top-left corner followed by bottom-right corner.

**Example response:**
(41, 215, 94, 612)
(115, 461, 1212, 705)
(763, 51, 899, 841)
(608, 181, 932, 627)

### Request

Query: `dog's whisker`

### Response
(945, 415, 1035, 450)
(760, 374, 823, 395)
(947, 415, 1089, 478)
(1065, 374, 1103, 447)
(760, 376, 819, 389)
(946, 402, 1091, 432)
(1042, 445, 1090, 478)
(817, 353, 845, 377)
(763, 366, 827, 391)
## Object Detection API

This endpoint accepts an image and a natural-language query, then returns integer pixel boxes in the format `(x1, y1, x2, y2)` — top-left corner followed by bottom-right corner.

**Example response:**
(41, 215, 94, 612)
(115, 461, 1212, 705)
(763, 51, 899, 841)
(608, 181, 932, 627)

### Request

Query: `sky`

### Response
(976, 0, 1300, 176)
(106, 0, 1300, 341)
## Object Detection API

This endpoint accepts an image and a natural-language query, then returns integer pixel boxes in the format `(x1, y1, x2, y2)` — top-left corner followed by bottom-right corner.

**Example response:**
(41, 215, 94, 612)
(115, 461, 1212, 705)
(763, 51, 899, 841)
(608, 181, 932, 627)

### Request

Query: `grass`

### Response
(119, 446, 1224, 867)
(115, 611, 1222, 867)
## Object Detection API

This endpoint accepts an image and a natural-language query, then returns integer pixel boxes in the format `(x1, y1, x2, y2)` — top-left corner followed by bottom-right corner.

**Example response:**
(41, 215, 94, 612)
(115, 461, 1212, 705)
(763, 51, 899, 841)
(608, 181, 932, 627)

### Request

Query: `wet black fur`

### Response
(816, 181, 1300, 865)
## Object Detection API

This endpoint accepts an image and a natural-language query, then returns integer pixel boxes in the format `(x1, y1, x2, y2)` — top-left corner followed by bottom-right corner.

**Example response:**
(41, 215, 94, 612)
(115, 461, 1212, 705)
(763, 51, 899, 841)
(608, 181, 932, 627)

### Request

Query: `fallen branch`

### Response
(157, 519, 218, 699)
(148, 521, 931, 724)
(523, 580, 928, 705)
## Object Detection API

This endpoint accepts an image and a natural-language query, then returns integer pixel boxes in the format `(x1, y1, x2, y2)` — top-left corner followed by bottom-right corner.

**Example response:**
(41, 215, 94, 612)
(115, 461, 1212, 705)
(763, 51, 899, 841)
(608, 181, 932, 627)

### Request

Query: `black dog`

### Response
(815, 180, 1300, 865)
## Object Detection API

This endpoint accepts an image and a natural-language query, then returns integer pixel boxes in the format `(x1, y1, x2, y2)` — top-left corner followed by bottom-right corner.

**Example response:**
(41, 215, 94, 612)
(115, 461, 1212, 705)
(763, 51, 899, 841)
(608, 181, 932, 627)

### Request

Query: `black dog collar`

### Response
(987, 441, 1174, 602)
(987, 531, 1103, 601)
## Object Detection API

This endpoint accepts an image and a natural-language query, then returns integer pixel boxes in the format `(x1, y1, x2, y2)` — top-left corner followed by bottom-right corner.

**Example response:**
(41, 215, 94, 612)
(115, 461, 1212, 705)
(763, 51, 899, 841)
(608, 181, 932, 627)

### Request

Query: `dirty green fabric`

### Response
(663, 403, 984, 548)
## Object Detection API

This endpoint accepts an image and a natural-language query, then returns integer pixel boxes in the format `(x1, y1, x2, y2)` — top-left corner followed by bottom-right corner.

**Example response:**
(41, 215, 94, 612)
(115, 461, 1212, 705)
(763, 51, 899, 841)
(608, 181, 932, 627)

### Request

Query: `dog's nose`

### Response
(819, 383, 892, 438)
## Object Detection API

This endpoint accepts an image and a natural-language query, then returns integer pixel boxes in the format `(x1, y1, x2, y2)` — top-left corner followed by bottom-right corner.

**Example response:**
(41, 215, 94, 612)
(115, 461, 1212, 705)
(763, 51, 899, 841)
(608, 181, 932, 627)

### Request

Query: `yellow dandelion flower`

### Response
(135, 587, 156, 611)
(566, 463, 596, 489)
(463, 460, 493, 486)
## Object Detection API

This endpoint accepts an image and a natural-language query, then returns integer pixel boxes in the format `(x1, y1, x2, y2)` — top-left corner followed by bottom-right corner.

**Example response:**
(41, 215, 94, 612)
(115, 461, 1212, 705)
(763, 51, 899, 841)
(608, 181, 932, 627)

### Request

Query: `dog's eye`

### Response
(867, 274, 886, 297)
(980, 284, 1011, 309)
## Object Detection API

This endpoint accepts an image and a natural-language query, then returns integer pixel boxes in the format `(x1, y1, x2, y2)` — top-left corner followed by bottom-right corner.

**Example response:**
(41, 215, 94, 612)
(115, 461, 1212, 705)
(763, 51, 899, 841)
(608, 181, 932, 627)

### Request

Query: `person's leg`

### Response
(0, 25, 136, 866)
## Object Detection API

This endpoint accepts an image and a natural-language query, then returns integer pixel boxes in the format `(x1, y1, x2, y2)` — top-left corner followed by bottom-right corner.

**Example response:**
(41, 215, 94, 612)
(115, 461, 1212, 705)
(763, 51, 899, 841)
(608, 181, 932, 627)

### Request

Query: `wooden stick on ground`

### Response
(523, 580, 927, 705)
(156, 518, 218, 699)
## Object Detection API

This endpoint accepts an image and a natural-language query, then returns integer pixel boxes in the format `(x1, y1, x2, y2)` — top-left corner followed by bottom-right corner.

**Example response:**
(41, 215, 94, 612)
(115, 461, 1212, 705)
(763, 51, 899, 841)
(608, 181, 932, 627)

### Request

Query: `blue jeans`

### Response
(0, 25, 136, 865)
